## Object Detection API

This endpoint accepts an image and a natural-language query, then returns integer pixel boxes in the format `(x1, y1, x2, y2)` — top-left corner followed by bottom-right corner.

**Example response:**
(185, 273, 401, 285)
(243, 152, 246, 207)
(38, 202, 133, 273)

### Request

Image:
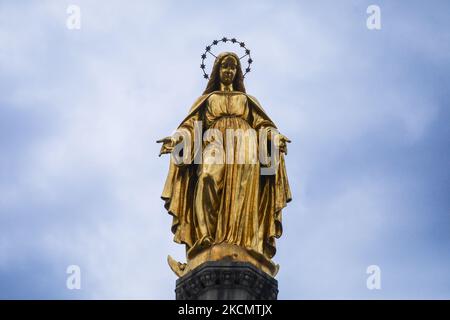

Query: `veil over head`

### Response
(203, 52, 246, 94)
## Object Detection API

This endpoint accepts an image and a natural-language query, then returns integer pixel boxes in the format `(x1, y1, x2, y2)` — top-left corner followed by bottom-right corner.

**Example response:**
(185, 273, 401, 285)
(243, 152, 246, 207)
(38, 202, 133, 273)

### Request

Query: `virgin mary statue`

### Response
(158, 51, 291, 277)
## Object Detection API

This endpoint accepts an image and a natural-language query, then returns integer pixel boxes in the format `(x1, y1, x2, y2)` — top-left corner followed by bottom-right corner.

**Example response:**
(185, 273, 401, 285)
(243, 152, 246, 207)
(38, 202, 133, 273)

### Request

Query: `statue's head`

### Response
(219, 55, 238, 86)
(203, 52, 246, 94)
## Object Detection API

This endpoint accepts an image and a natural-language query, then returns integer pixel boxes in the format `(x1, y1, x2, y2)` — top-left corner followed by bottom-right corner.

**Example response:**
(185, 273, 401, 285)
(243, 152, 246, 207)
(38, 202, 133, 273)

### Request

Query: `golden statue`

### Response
(158, 41, 291, 278)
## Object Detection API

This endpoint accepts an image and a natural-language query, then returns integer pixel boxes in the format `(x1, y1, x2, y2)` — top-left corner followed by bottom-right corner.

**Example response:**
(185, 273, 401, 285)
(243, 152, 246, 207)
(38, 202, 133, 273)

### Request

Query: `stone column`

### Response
(175, 260, 278, 300)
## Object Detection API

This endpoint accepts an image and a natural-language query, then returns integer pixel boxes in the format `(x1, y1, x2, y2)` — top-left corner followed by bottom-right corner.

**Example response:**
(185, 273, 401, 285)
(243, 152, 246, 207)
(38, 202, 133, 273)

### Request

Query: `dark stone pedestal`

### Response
(175, 260, 278, 300)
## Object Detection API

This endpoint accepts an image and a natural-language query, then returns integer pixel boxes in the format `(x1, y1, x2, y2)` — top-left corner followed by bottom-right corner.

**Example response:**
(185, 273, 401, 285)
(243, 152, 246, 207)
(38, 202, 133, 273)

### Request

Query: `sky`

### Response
(0, 0, 449, 299)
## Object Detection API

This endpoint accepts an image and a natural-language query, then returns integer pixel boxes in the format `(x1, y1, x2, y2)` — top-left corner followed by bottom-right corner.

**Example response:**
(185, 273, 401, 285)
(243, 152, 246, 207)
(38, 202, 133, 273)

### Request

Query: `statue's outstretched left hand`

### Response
(275, 133, 291, 155)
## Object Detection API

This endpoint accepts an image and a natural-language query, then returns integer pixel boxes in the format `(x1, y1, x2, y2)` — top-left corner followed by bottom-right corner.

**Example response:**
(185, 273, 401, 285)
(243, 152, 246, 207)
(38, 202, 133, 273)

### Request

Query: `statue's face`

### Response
(219, 55, 238, 85)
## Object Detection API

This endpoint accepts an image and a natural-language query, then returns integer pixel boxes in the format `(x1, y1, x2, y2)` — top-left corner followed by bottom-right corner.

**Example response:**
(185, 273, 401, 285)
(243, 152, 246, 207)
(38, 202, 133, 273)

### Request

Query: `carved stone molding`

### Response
(175, 260, 278, 300)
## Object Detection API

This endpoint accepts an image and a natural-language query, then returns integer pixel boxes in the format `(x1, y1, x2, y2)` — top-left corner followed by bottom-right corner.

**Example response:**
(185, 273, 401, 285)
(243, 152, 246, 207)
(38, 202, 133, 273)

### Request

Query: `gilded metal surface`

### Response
(158, 52, 292, 277)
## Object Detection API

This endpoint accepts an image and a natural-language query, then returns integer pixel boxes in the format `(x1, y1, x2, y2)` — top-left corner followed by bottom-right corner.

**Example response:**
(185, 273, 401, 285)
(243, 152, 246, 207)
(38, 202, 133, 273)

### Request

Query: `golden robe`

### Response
(161, 91, 291, 262)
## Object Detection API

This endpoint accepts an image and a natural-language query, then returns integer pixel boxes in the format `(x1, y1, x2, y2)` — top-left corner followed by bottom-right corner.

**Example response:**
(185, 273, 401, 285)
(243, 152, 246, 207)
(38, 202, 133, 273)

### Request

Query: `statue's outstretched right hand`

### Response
(156, 136, 176, 156)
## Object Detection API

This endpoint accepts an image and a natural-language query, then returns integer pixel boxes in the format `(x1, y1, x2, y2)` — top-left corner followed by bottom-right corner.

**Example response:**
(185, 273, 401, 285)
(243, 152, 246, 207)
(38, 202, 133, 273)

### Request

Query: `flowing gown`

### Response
(162, 91, 291, 261)
(191, 91, 273, 253)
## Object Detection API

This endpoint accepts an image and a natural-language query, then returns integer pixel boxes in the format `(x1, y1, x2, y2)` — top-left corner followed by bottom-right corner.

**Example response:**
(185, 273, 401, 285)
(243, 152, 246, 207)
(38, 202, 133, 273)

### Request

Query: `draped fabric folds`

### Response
(161, 91, 291, 260)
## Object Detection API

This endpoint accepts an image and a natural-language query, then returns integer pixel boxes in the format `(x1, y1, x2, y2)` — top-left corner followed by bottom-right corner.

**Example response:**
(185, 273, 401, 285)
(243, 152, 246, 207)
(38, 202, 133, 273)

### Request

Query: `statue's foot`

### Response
(201, 236, 213, 248)
(186, 236, 214, 260)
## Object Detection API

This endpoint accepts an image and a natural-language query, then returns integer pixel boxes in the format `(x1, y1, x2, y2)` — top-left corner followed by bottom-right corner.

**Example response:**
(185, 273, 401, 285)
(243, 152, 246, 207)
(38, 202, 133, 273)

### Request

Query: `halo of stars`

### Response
(200, 37, 253, 80)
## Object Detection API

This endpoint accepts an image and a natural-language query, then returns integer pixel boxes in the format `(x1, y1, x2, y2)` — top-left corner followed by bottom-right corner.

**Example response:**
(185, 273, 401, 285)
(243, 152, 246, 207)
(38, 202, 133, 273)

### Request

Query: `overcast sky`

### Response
(1, 0, 449, 299)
